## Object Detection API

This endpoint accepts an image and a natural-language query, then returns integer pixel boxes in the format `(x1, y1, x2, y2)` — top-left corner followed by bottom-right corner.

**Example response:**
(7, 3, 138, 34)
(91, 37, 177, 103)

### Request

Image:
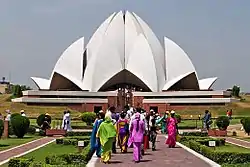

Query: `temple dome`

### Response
(31, 11, 217, 92)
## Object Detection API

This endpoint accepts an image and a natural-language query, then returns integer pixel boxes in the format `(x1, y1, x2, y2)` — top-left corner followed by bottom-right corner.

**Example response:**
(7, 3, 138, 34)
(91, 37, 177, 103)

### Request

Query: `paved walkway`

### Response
(94, 135, 212, 167)
(225, 137, 250, 148)
(0, 137, 57, 164)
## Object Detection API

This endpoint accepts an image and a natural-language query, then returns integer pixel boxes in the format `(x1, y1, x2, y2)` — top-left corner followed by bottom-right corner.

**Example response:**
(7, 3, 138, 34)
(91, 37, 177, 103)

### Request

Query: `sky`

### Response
(0, 0, 250, 91)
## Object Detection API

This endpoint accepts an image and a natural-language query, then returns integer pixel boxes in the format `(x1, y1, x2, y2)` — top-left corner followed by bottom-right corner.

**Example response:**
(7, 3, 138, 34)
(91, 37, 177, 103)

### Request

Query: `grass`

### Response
(0, 135, 42, 151)
(0, 94, 82, 119)
(214, 143, 250, 153)
(22, 142, 78, 162)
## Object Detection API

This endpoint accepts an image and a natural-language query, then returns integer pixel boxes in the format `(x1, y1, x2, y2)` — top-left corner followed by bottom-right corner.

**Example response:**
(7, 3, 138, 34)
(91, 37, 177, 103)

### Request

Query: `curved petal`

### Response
(132, 12, 166, 89)
(86, 12, 116, 61)
(164, 37, 199, 84)
(199, 77, 218, 90)
(125, 11, 144, 65)
(51, 37, 84, 83)
(82, 11, 124, 91)
(126, 34, 158, 92)
(31, 77, 50, 90)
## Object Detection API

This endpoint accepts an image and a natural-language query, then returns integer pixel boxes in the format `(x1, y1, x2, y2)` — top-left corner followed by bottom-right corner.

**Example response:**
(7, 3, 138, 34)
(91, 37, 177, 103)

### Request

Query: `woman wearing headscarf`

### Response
(90, 111, 105, 157)
(157, 111, 169, 134)
(96, 111, 117, 164)
(130, 112, 145, 163)
(165, 110, 178, 148)
(117, 112, 129, 153)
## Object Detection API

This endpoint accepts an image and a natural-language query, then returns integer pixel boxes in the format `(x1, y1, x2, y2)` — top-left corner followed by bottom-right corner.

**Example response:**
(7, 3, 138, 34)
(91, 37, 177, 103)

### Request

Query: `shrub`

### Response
(11, 113, 21, 119)
(8, 157, 33, 167)
(39, 130, 46, 136)
(216, 116, 230, 130)
(27, 125, 36, 134)
(187, 140, 250, 164)
(45, 155, 68, 165)
(66, 131, 91, 136)
(56, 138, 90, 146)
(81, 112, 96, 125)
(10, 115, 30, 138)
(175, 114, 181, 123)
(182, 131, 208, 137)
(180, 136, 225, 146)
(37, 114, 51, 126)
(241, 117, 250, 135)
(0, 119, 3, 137)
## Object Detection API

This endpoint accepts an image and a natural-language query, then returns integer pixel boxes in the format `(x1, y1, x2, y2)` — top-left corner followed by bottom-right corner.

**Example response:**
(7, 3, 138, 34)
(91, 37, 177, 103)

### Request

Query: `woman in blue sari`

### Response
(90, 111, 105, 157)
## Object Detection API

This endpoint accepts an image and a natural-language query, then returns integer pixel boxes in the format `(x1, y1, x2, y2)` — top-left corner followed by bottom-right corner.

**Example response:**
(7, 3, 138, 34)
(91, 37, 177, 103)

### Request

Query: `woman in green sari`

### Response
(96, 111, 117, 164)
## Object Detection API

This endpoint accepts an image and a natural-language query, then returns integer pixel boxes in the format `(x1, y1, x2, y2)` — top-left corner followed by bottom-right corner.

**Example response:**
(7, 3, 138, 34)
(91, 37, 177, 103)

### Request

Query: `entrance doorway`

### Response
(150, 106, 158, 113)
(94, 106, 102, 113)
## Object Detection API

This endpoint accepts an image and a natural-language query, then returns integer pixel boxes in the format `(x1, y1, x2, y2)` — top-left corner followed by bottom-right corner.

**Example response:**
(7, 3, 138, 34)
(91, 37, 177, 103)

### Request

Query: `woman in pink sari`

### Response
(130, 112, 145, 163)
(166, 110, 178, 148)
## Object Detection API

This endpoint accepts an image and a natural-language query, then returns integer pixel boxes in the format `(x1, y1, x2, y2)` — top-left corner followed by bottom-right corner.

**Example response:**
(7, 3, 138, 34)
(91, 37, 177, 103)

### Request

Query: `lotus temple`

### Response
(12, 11, 234, 112)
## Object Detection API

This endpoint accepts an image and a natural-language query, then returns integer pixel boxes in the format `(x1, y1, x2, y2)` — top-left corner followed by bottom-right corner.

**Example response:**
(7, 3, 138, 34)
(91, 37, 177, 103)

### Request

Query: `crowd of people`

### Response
(90, 106, 179, 164)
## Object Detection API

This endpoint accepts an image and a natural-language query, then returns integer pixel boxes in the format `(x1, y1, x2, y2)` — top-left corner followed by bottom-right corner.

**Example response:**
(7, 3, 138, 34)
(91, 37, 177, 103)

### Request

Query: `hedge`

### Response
(8, 158, 33, 167)
(222, 163, 250, 167)
(180, 136, 225, 146)
(66, 131, 91, 137)
(181, 131, 208, 137)
(56, 137, 90, 146)
(71, 125, 93, 130)
(187, 140, 250, 164)
(9, 144, 93, 167)
(45, 144, 93, 166)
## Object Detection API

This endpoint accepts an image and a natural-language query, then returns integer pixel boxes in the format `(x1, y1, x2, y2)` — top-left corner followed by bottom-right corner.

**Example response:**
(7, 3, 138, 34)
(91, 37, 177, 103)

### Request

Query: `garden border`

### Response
(0, 138, 56, 166)
(176, 142, 221, 167)
(86, 151, 98, 167)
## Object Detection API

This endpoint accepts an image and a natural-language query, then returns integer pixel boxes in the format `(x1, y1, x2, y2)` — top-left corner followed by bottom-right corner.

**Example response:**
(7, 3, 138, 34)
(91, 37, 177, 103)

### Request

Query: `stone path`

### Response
(0, 137, 57, 165)
(225, 137, 250, 148)
(94, 135, 212, 167)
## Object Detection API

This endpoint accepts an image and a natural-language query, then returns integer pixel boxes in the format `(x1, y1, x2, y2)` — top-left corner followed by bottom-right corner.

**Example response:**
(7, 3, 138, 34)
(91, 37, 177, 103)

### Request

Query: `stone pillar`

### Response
(2, 120, 9, 139)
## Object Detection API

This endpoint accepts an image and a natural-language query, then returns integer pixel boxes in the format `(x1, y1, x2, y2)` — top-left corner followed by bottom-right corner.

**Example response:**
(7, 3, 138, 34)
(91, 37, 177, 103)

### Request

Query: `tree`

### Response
(12, 85, 23, 98)
(231, 85, 240, 97)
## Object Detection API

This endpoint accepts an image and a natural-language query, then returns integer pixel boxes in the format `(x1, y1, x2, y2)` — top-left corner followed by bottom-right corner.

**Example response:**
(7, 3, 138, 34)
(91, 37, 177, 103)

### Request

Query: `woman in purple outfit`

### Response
(130, 112, 145, 163)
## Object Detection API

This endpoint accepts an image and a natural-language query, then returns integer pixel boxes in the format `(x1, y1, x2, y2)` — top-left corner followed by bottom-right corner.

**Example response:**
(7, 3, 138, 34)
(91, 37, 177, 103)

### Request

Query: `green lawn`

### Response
(22, 142, 78, 162)
(178, 119, 241, 129)
(29, 119, 86, 127)
(214, 143, 250, 153)
(0, 135, 42, 151)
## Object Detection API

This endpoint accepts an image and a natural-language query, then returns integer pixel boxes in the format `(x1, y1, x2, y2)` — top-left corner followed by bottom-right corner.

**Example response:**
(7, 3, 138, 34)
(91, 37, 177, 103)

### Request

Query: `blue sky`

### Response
(0, 0, 250, 91)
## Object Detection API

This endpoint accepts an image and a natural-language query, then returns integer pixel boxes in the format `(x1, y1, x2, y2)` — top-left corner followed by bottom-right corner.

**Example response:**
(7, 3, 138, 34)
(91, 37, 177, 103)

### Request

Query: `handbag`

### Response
(176, 134, 181, 142)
